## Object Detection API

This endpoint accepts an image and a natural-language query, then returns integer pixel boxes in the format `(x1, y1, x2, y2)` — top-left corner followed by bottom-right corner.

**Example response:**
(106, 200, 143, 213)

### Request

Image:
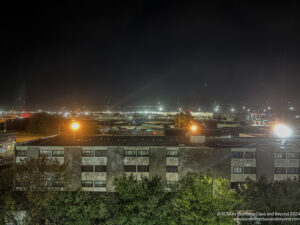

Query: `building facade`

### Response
(14, 135, 300, 191)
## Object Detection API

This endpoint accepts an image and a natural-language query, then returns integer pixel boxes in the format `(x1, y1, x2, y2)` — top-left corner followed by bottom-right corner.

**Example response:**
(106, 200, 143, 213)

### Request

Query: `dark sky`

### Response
(1, 0, 300, 110)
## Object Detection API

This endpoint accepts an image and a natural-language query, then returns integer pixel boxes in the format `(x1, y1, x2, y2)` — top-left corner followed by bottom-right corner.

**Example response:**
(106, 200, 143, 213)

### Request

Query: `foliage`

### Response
(108, 175, 173, 225)
(238, 177, 300, 225)
(26, 113, 62, 134)
(44, 191, 108, 225)
(172, 173, 240, 225)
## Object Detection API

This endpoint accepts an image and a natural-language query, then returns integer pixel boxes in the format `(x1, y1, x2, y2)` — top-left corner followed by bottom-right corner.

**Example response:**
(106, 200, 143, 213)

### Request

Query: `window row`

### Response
(82, 150, 107, 157)
(274, 167, 299, 174)
(124, 165, 149, 172)
(40, 150, 64, 157)
(81, 180, 106, 188)
(124, 150, 149, 157)
(274, 152, 300, 159)
(232, 151, 256, 159)
(81, 165, 107, 172)
(232, 167, 256, 174)
(16, 150, 27, 157)
(166, 150, 178, 157)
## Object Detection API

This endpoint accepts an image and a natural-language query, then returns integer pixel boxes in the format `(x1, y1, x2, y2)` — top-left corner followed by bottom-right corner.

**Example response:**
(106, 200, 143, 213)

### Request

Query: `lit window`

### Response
(95, 150, 107, 157)
(232, 167, 243, 174)
(166, 150, 178, 157)
(40, 150, 51, 157)
(82, 150, 94, 157)
(52, 150, 64, 157)
(82, 180, 93, 187)
(94, 180, 106, 188)
(137, 150, 149, 157)
(124, 150, 136, 157)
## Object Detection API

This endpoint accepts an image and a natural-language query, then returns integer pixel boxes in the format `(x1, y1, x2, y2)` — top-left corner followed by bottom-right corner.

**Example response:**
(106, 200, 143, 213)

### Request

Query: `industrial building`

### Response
(14, 135, 300, 191)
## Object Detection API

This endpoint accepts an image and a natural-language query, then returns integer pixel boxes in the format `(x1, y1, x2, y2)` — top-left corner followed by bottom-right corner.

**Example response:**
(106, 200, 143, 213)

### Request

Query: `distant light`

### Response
(71, 122, 80, 131)
(158, 107, 163, 111)
(230, 108, 235, 112)
(190, 124, 198, 132)
(296, 115, 300, 119)
(198, 108, 201, 112)
(214, 106, 219, 112)
(267, 106, 271, 110)
(242, 106, 246, 110)
(84, 111, 89, 116)
(263, 109, 267, 112)
(290, 107, 295, 111)
(273, 124, 292, 138)
(64, 112, 69, 118)
(247, 109, 251, 112)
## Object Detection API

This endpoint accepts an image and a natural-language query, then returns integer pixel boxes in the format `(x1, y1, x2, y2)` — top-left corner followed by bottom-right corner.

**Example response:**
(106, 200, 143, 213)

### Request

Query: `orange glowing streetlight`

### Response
(190, 124, 198, 132)
(71, 121, 80, 131)
(71, 121, 80, 140)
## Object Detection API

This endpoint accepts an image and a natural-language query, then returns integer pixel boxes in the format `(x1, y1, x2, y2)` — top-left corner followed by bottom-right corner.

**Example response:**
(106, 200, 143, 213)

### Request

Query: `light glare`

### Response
(273, 124, 292, 138)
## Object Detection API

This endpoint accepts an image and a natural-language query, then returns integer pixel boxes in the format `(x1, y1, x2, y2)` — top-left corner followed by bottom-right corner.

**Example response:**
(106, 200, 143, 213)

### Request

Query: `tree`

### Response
(239, 177, 300, 225)
(0, 156, 66, 225)
(44, 191, 108, 225)
(172, 173, 240, 225)
(26, 113, 62, 134)
(108, 175, 173, 225)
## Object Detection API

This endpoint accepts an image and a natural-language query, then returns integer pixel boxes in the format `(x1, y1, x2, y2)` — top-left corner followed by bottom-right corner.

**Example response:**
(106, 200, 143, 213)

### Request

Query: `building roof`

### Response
(15, 134, 288, 148)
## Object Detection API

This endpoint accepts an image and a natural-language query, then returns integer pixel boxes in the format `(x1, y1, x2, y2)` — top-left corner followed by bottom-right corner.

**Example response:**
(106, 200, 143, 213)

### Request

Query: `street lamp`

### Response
(190, 124, 198, 132)
(71, 121, 80, 140)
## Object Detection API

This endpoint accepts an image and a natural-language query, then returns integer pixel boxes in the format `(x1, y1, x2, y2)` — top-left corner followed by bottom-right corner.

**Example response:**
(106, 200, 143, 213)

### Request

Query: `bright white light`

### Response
(214, 106, 219, 112)
(267, 106, 271, 110)
(230, 108, 235, 112)
(242, 106, 246, 110)
(247, 109, 250, 112)
(85, 111, 89, 116)
(198, 108, 201, 112)
(290, 107, 295, 111)
(273, 124, 292, 138)
(158, 107, 163, 111)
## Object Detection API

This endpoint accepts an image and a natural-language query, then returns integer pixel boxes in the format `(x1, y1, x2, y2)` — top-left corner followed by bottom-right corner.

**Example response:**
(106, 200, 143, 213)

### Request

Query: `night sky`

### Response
(1, 1, 300, 110)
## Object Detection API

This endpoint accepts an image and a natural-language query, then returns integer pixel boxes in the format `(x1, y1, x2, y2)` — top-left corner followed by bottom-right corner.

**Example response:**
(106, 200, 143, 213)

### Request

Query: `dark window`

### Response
(82, 150, 94, 157)
(232, 151, 243, 158)
(40, 150, 51, 157)
(95, 150, 107, 157)
(81, 165, 94, 172)
(16, 150, 27, 157)
(232, 167, 243, 174)
(287, 167, 299, 174)
(95, 165, 107, 172)
(166, 150, 179, 157)
(274, 152, 286, 159)
(52, 150, 64, 157)
(124, 165, 136, 172)
(137, 150, 149, 157)
(274, 167, 286, 174)
(124, 150, 136, 157)
(244, 167, 256, 174)
(82, 180, 93, 187)
(166, 166, 178, 173)
(244, 152, 256, 159)
(287, 152, 299, 159)
(94, 180, 106, 187)
(137, 165, 149, 172)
